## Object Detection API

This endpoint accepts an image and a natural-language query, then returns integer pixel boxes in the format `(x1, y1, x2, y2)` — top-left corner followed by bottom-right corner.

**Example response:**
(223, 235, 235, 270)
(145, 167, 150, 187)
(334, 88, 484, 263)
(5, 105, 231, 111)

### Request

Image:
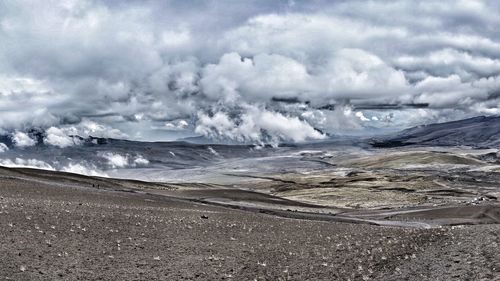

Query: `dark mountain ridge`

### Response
(371, 115, 500, 148)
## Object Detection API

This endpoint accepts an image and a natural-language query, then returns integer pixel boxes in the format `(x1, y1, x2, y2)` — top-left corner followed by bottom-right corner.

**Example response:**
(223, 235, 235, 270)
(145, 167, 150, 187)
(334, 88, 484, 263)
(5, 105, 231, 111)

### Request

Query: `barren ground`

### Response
(0, 167, 499, 280)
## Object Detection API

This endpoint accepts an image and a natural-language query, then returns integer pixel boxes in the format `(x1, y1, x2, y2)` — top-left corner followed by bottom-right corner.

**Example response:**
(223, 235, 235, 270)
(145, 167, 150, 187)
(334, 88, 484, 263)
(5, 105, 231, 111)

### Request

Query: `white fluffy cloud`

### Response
(98, 152, 149, 168)
(11, 132, 36, 147)
(195, 105, 325, 144)
(201, 53, 311, 103)
(165, 120, 189, 131)
(52, 120, 128, 139)
(99, 152, 129, 168)
(133, 155, 150, 166)
(44, 127, 75, 148)
(0, 157, 108, 176)
(0, 158, 54, 170)
(62, 163, 108, 177)
(201, 50, 408, 104)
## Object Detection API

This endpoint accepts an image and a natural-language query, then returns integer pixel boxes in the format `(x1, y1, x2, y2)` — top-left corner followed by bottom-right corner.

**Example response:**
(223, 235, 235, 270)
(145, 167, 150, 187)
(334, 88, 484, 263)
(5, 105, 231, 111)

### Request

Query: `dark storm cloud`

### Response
(1, 0, 500, 143)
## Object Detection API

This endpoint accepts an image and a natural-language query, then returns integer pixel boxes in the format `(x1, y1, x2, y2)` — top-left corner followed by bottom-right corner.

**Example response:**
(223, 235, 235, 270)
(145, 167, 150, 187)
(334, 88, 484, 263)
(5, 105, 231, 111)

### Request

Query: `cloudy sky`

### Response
(1, 0, 500, 143)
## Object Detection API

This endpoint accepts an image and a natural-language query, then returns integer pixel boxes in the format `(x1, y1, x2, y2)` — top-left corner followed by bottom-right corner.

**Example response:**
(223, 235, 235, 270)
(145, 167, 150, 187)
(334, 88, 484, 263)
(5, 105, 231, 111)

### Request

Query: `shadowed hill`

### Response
(372, 115, 500, 148)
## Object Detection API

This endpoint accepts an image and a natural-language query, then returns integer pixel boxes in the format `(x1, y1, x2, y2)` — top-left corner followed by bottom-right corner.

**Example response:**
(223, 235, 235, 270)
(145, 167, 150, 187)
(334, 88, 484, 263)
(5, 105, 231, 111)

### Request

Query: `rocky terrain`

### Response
(0, 166, 499, 280)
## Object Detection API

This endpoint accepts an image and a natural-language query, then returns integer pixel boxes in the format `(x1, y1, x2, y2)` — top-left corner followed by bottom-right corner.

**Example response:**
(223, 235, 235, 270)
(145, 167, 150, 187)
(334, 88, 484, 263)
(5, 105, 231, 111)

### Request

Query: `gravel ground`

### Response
(0, 169, 499, 280)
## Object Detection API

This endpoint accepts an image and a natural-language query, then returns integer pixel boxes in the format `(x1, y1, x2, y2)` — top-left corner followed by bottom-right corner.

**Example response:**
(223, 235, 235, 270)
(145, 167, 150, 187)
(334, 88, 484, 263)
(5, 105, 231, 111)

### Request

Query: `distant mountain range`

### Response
(0, 129, 273, 177)
(1, 115, 499, 174)
(371, 115, 500, 148)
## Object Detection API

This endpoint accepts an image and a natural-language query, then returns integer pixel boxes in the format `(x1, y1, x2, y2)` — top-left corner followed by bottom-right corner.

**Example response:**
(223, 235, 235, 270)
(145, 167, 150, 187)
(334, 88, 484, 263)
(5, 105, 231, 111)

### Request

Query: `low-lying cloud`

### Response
(99, 152, 150, 168)
(44, 127, 77, 148)
(195, 105, 325, 144)
(0, 157, 109, 177)
(12, 132, 36, 147)
(61, 163, 108, 177)
(0, 158, 54, 170)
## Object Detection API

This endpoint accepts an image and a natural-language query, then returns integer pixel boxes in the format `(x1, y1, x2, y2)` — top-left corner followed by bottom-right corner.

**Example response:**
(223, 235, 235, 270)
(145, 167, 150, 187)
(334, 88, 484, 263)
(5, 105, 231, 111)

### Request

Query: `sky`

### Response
(1, 0, 500, 144)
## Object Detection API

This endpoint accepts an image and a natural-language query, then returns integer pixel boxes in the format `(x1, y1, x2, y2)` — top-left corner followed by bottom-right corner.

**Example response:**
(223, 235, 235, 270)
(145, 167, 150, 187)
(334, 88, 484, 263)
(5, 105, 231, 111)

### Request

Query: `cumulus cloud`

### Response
(67, 120, 128, 139)
(133, 155, 150, 166)
(201, 52, 312, 103)
(200, 50, 407, 104)
(195, 105, 325, 144)
(1, 0, 500, 143)
(11, 132, 36, 147)
(165, 120, 189, 131)
(99, 152, 129, 168)
(44, 127, 75, 148)
(98, 152, 149, 168)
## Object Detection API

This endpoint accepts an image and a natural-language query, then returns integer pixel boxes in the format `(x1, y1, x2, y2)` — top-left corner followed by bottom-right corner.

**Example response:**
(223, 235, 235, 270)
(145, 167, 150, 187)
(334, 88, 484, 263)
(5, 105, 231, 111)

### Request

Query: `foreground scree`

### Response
(0, 166, 499, 280)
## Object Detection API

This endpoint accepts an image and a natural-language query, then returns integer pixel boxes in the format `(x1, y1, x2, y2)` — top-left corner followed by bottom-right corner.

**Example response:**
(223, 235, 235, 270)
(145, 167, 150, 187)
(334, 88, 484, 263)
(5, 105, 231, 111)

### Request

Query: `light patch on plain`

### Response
(207, 146, 220, 156)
